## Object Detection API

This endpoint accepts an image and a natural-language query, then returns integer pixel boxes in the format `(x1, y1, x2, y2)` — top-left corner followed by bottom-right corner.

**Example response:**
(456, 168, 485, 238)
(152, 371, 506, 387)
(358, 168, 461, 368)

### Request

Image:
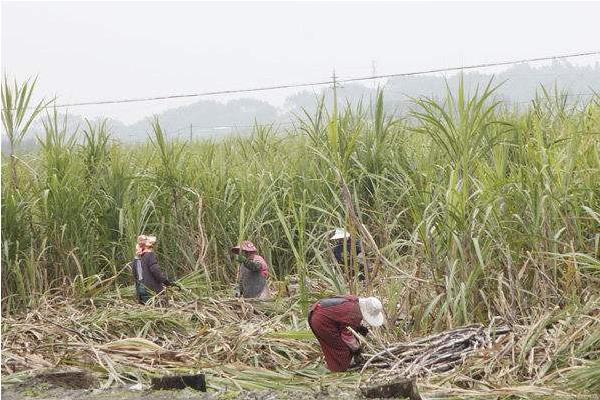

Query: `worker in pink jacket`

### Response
(231, 240, 271, 299)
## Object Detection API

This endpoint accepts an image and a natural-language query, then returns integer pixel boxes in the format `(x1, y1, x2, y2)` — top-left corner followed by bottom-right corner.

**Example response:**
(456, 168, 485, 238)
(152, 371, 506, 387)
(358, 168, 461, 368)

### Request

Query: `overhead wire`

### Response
(4, 50, 598, 142)
(4, 50, 598, 111)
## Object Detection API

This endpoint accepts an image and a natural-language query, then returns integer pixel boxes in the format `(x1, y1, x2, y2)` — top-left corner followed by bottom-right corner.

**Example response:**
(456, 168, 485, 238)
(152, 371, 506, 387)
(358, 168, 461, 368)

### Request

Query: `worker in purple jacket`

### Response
(132, 235, 175, 305)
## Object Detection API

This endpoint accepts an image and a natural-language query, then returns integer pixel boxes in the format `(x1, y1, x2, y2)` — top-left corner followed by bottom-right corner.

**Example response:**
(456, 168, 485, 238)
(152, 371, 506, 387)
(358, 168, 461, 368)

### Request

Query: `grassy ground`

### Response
(1, 283, 598, 398)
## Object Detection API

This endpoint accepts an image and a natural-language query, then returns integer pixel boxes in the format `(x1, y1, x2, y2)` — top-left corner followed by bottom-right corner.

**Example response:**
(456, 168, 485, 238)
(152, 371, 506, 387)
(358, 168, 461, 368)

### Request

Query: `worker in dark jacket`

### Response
(330, 228, 368, 281)
(308, 295, 384, 372)
(231, 240, 271, 299)
(132, 235, 174, 304)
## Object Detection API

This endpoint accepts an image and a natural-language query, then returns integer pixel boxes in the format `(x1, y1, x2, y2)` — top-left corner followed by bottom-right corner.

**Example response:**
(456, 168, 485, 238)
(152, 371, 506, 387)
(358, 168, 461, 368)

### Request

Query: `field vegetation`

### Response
(1, 77, 599, 398)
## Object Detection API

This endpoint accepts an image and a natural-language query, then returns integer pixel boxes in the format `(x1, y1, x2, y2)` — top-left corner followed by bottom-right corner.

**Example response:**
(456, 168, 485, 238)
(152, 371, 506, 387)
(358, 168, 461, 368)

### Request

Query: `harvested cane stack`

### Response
(361, 324, 493, 378)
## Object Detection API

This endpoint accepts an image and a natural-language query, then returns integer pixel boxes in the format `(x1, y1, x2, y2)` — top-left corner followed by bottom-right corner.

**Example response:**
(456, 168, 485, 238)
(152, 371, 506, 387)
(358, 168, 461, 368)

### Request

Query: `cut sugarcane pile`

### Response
(361, 324, 496, 378)
(2, 290, 598, 395)
(1, 294, 322, 388)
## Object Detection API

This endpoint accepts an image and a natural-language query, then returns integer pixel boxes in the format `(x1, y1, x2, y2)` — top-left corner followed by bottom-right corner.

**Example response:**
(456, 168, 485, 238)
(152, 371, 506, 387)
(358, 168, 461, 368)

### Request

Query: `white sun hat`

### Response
(330, 228, 351, 240)
(358, 297, 385, 327)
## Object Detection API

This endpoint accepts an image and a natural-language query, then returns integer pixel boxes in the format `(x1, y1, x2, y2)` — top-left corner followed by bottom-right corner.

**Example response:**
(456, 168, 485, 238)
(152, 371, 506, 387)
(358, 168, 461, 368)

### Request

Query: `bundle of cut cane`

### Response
(360, 324, 495, 379)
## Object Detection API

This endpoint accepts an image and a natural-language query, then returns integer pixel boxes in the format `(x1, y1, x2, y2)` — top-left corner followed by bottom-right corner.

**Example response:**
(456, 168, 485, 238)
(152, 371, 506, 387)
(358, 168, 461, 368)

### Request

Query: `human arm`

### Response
(130, 259, 138, 282)
(355, 240, 367, 266)
(241, 257, 263, 272)
(343, 325, 366, 368)
(340, 328, 361, 352)
(145, 253, 173, 286)
(332, 243, 344, 264)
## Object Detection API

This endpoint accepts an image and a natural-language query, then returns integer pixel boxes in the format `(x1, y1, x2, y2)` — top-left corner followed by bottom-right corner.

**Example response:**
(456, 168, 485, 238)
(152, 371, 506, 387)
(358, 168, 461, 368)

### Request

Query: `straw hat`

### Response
(358, 297, 385, 327)
(137, 235, 157, 248)
(231, 240, 257, 254)
(330, 228, 350, 240)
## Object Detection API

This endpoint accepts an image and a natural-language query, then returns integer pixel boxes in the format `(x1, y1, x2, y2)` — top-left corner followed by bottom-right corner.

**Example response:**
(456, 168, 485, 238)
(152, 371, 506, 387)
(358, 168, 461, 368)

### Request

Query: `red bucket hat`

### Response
(231, 240, 257, 254)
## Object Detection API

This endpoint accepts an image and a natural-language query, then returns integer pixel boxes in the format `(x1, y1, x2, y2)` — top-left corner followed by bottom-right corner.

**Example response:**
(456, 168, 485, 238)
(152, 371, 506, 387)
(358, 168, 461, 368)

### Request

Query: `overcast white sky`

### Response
(2, 1, 600, 123)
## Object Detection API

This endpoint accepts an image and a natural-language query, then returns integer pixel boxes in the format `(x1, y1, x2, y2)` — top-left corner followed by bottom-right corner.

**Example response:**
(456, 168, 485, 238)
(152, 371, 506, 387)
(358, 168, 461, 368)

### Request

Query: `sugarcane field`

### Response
(2, 3, 600, 400)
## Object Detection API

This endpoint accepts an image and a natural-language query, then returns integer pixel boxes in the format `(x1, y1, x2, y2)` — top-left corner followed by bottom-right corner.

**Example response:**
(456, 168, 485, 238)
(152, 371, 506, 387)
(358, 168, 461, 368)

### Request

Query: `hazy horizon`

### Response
(2, 1, 600, 124)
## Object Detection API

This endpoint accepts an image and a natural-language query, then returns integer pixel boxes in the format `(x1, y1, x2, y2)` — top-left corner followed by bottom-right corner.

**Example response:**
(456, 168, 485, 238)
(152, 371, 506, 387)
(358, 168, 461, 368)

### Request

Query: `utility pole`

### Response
(371, 60, 379, 90)
(332, 69, 338, 118)
(189, 124, 193, 142)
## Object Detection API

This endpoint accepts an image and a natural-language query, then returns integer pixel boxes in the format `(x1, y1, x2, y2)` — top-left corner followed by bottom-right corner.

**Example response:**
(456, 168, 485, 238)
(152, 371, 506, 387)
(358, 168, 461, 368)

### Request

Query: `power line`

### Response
(5, 50, 599, 111)
(337, 51, 600, 84)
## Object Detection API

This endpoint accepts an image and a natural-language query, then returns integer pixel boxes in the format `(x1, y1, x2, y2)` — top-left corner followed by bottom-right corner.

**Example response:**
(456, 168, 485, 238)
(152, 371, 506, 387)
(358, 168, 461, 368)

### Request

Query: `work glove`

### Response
(350, 347, 364, 367)
(236, 254, 247, 263)
(356, 325, 369, 337)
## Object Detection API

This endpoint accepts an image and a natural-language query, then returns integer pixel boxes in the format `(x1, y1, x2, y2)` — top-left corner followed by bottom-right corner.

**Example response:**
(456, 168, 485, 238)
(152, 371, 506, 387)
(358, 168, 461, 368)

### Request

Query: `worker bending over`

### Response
(308, 295, 385, 372)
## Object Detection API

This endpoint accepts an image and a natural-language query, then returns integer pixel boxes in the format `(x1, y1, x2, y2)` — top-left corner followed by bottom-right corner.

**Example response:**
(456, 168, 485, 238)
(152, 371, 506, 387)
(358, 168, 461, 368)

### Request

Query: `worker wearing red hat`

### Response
(231, 240, 271, 299)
